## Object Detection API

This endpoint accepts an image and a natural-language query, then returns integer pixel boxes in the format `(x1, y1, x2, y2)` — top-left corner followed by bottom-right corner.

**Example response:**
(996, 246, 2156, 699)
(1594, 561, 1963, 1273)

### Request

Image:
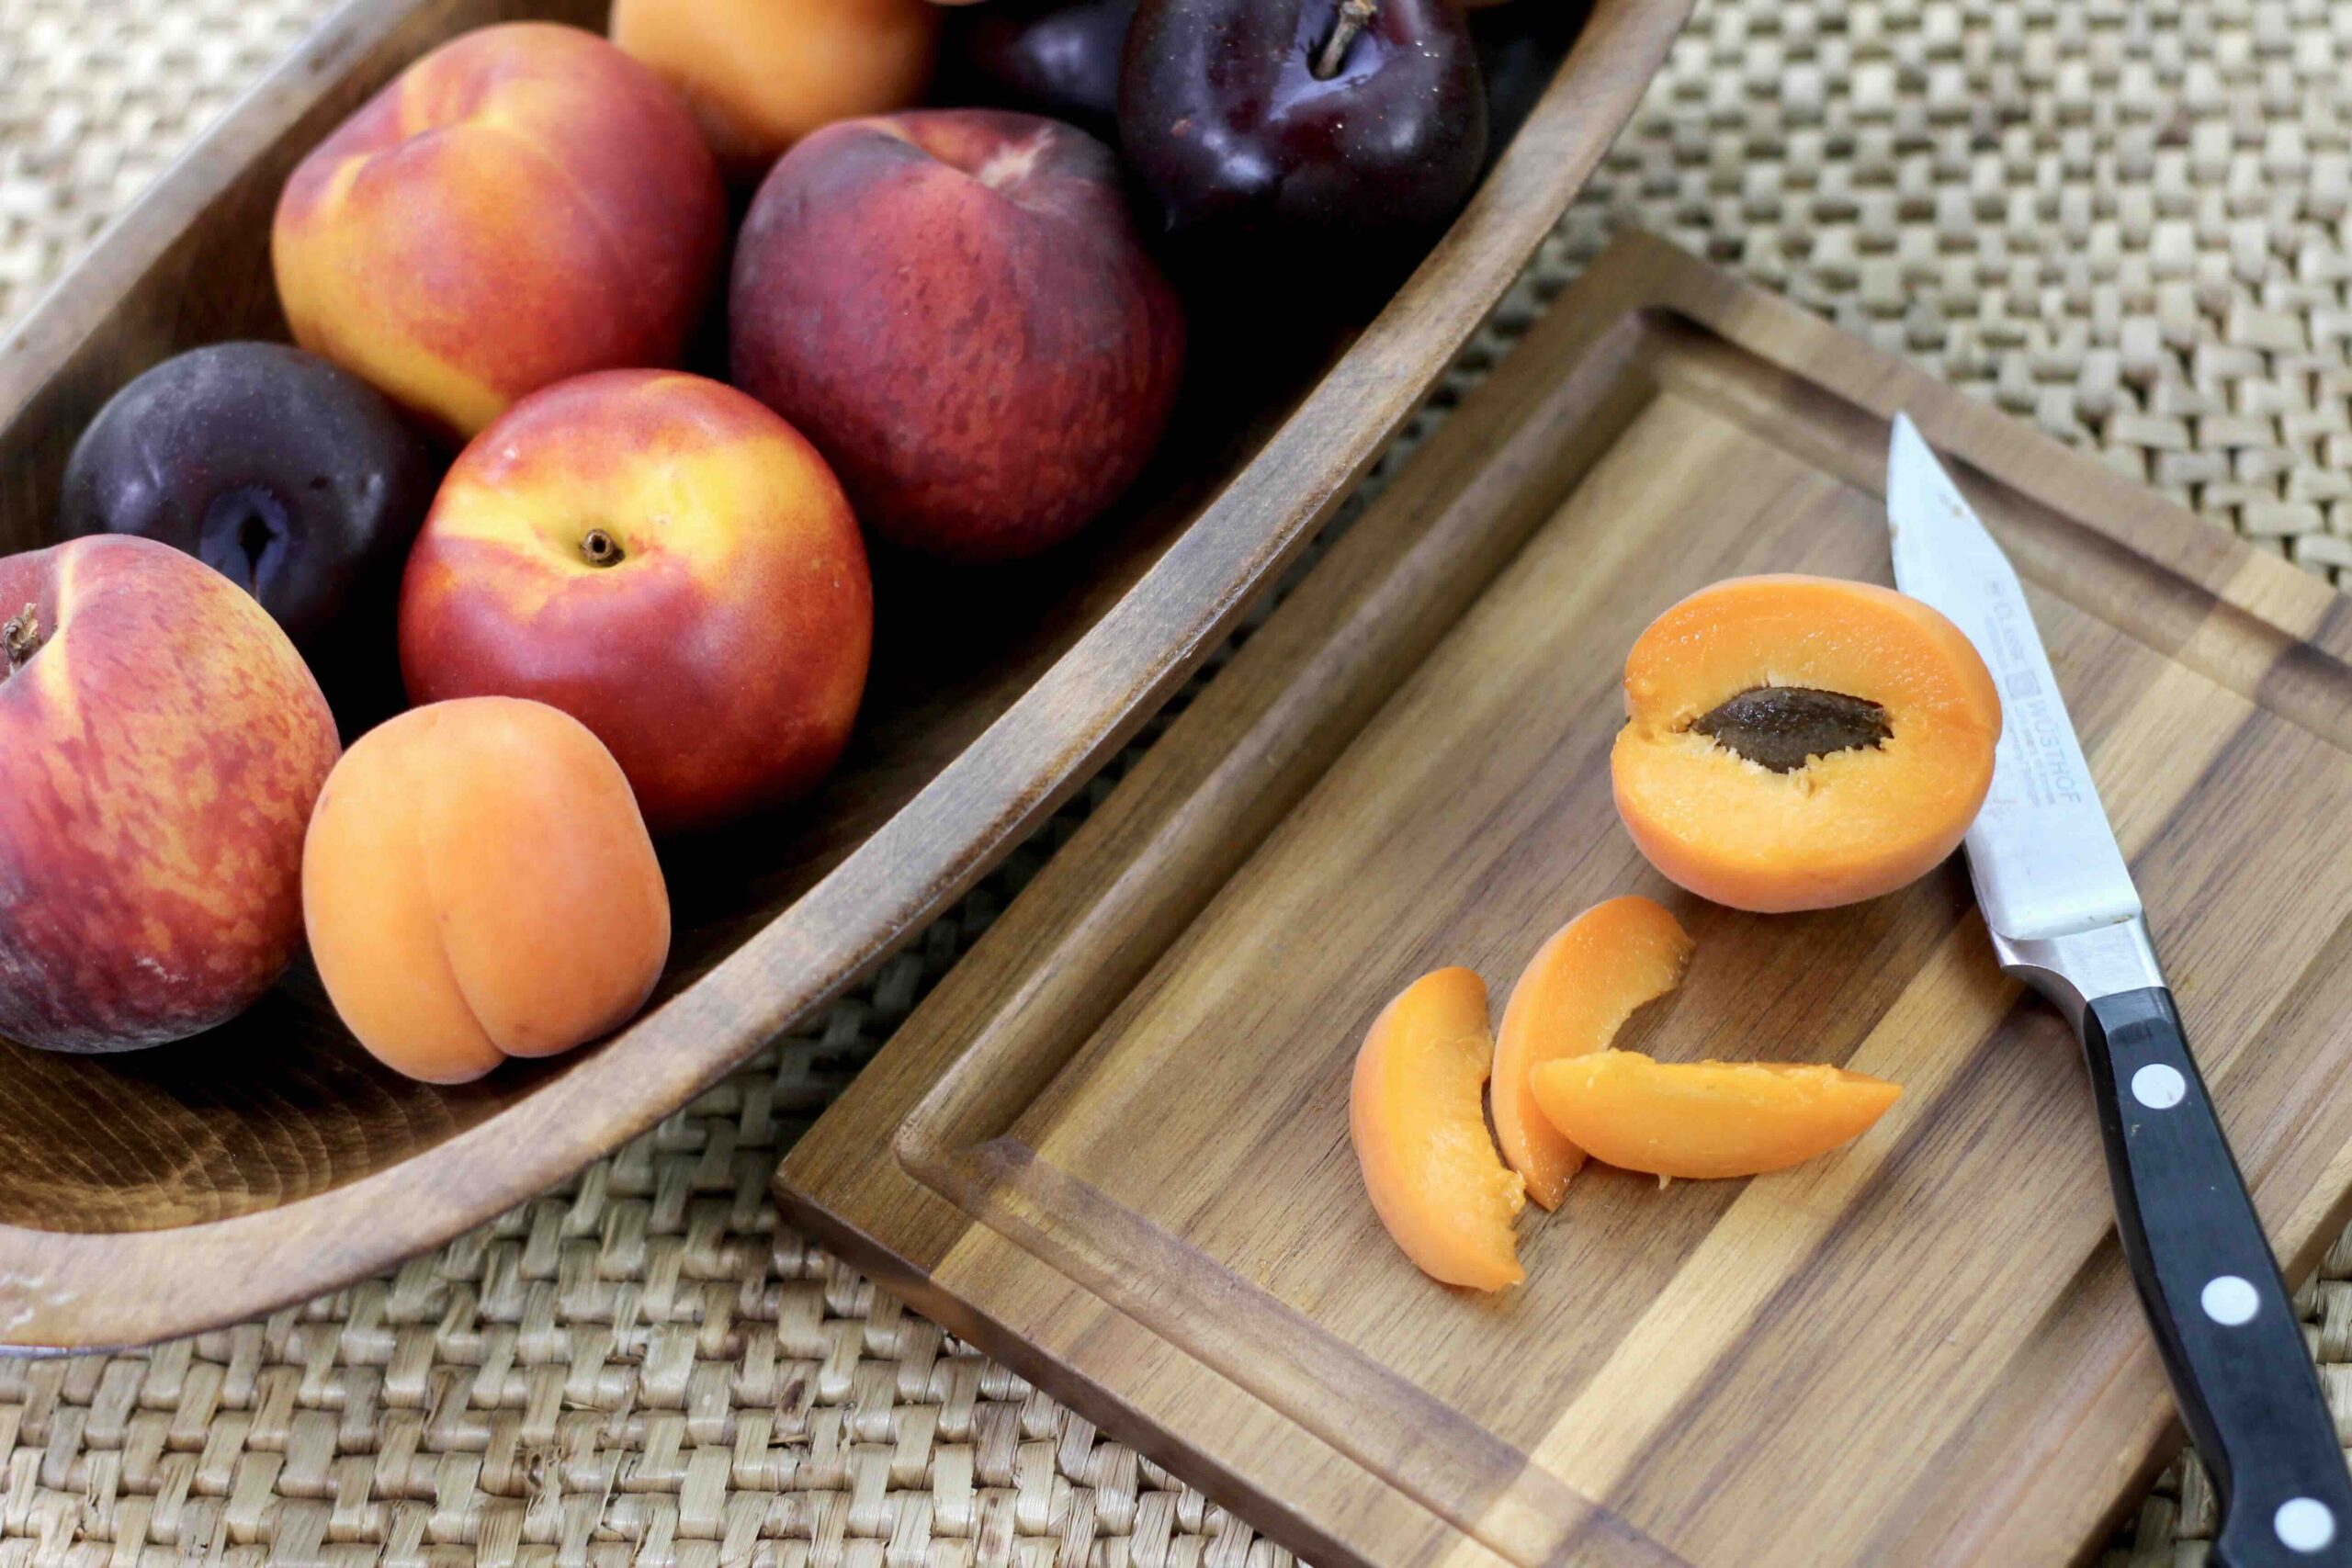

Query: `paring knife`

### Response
(1886, 414, 2352, 1567)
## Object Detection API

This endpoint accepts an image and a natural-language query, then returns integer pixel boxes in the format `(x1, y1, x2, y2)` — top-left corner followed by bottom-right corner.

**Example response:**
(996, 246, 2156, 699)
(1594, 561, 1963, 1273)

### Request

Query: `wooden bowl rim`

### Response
(0, 0, 1695, 1351)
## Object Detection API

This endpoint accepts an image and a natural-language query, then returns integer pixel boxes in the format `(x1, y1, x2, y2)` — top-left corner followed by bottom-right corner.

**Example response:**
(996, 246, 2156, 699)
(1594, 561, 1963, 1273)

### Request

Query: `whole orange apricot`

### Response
(611, 0, 940, 179)
(1611, 575, 2001, 913)
(302, 697, 670, 1083)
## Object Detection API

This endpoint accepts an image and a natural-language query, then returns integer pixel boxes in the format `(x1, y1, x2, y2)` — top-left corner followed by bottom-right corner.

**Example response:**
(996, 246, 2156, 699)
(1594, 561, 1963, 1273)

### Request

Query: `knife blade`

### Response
(1885, 412, 2352, 1567)
(1887, 414, 2140, 943)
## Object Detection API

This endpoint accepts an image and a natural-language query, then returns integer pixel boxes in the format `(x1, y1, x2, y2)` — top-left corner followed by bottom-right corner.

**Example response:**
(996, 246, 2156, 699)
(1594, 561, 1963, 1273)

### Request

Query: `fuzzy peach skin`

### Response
(611, 0, 940, 180)
(400, 370, 873, 834)
(272, 22, 726, 442)
(304, 698, 669, 1083)
(730, 109, 1184, 562)
(0, 536, 338, 1053)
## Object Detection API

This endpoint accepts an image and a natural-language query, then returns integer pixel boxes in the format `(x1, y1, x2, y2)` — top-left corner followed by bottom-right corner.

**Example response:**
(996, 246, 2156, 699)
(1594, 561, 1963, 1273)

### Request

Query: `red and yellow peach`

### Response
(0, 536, 338, 1053)
(730, 108, 1184, 562)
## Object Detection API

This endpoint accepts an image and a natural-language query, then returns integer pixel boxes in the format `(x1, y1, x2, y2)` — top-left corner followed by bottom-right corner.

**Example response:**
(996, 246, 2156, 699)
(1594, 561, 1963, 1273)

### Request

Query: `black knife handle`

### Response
(2083, 987, 2352, 1565)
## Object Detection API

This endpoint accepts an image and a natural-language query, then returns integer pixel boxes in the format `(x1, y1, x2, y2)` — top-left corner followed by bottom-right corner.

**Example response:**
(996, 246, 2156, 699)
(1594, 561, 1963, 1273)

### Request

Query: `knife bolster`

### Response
(1990, 915, 2165, 1031)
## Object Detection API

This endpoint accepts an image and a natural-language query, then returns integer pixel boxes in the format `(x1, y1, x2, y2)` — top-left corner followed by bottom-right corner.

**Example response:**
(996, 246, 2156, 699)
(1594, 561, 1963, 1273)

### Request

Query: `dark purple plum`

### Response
(1119, 0, 1487, 238)
(945, 0, 1137, 141)
(56, 342, 437, 731)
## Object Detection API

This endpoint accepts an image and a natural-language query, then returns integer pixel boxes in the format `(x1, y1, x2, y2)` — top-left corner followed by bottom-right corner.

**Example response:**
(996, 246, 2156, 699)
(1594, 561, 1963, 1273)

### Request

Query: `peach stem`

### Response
(4, 603, 40, 672)
(580, 530, 624, 568)
(1314, 0, 1380, 80)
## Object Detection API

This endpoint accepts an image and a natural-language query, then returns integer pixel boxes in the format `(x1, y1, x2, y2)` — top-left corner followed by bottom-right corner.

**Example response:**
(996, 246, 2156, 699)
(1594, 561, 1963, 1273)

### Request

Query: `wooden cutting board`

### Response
(777, 233, 2352, 1568)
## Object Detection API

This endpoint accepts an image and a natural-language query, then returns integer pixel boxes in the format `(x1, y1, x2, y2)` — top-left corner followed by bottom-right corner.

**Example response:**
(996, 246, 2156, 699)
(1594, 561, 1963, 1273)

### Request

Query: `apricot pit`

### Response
(1611, 574, 2001, 913)
(1690, 685, 1891, 773)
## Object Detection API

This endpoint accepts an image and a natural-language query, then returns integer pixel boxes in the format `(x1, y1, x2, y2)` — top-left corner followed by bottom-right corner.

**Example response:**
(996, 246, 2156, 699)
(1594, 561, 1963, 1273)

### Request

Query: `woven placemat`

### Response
(3, 0, 2347, 1562)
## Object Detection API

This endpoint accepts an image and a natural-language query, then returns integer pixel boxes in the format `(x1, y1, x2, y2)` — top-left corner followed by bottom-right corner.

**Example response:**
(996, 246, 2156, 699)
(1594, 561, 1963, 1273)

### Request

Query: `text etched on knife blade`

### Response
(1979, 575, 2087, 811)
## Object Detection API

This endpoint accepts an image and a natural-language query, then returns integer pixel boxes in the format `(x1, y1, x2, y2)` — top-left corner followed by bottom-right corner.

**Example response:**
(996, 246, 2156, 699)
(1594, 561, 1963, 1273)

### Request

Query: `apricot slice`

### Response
(1350, 967, 1526, 1291)
(1610, 574, 2001, 913)
(1493, 897, 1695, 1209)
(1529, 1052, 1902, 1180)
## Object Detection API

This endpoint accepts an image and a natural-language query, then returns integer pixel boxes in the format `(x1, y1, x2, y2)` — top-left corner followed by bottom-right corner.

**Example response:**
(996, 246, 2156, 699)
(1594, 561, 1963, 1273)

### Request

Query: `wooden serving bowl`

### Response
(0, 0, 1690, 1349)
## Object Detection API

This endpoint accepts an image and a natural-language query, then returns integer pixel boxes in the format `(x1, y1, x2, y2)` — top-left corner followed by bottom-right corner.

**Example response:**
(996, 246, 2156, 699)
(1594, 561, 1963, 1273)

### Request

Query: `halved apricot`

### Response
(1350, 967, 1527, 1291)
(1530, 1052, 1902, 1180)
(1492, 897, 1695, 1209)
(1610, 574, 2001, 913)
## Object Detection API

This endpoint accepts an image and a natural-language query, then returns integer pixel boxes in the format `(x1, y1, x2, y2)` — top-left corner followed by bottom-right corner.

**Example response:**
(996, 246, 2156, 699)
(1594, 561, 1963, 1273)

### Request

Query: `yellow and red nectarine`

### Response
(399, 370, 873, 835)
(273, 23, 725, 441)
(0, 536, 338, 1053)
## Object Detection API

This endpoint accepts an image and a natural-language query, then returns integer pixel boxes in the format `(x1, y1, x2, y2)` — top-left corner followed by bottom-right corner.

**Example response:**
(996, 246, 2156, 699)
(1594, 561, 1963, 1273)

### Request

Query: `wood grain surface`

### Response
(0, 0, 1693, 1348)
(778, 232, 2352, 1568)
